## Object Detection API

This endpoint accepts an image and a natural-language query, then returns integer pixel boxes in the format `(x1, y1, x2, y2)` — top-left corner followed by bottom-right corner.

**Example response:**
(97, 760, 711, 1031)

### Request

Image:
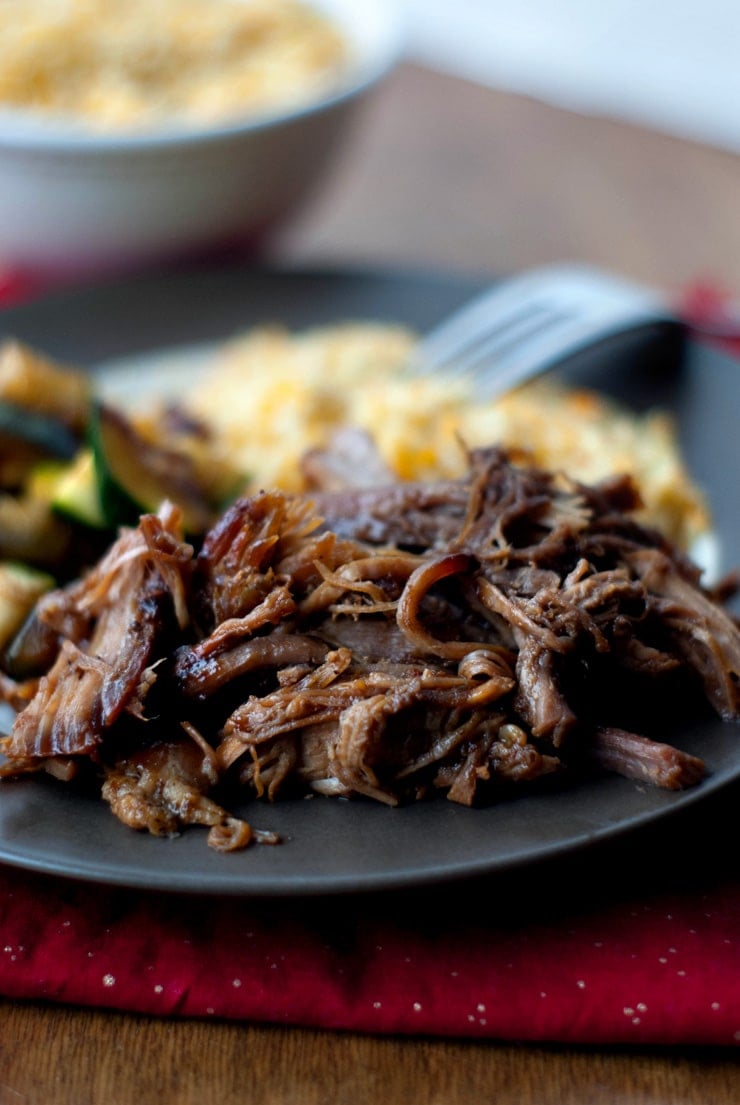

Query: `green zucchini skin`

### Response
(51, 450, 107, 530)
(89, 405, 140, 528)
(89, 402, 215, 533)
(0, 402, 80, 460)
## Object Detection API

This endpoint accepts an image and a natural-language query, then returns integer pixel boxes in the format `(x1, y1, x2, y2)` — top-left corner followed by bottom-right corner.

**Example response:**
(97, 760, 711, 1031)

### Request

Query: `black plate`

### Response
(0, 264, 737, 896)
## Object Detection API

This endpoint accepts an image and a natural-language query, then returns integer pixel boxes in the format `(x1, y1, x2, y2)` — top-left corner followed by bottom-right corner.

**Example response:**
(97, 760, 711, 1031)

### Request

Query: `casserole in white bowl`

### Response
(0, 0, 404, 278)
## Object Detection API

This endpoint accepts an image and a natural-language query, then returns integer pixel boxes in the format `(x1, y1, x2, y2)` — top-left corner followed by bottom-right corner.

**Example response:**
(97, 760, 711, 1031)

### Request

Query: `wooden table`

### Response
(278, 63, 740, 298)
(1, 64, 739, 1104)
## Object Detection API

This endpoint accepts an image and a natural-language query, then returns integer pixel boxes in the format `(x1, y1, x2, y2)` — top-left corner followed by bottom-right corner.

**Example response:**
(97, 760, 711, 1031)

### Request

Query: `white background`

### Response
(403, 0, 740, 152)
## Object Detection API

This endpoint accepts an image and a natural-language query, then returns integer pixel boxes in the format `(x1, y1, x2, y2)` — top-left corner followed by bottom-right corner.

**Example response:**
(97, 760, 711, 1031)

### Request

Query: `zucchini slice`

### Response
(90, 403, 216, 533)
(0, 560, 54, 652)
(51, 449, 106, 529)
(0, 340, 91, 434)
(0, 401, 79, 460)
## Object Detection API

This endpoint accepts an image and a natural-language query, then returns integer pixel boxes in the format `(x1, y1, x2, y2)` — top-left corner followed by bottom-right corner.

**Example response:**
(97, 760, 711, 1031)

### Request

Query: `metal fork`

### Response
(409, 263, 681, 398)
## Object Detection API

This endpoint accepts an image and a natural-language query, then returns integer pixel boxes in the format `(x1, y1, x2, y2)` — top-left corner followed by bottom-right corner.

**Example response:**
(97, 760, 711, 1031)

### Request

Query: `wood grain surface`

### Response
(1, 1000, 739, 1105)
(1, 63, 739, 1105)
(279, 64, 740, 297)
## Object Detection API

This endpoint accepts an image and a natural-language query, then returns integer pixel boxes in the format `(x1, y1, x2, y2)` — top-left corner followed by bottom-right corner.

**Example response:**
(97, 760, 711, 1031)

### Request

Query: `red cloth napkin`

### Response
(680, 281, 740, 356)
(0, 797, 738, 1046)
(0, 271, 738, 1046)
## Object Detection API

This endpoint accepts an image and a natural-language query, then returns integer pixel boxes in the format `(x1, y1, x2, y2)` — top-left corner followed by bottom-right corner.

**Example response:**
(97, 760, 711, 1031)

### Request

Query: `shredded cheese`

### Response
(186, 323, 709, 549)
(0, 0, 348, 131)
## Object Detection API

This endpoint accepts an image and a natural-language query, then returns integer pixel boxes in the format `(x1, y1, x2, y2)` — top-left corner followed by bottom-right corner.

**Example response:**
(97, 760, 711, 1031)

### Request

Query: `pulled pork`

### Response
(1, 446, 738, 851)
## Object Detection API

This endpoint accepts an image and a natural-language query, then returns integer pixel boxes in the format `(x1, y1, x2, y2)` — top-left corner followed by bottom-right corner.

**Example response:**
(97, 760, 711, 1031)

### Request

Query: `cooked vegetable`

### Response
(0, 492, 72, 566)
(0, 561, 54, 651)
(3, 602, 64, 680)
(90, 402, 228, 534)
(0, 341, 91, 434)
(51, 449, 106, 529)
(0, 342, 89, 499)
(0, 402, 79, 463)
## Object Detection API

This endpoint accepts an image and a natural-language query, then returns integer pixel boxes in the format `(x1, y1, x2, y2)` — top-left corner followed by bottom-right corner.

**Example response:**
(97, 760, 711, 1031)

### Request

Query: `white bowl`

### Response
(0, 0, 404, 280)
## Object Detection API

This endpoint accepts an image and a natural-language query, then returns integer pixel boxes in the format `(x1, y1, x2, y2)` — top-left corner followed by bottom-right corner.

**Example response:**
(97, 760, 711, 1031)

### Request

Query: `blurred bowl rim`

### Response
(0, 0, 407, 153)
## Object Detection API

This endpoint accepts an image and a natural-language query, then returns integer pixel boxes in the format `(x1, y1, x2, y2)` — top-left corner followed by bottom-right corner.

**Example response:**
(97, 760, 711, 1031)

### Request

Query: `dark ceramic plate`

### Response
(0, 265, 737, 896)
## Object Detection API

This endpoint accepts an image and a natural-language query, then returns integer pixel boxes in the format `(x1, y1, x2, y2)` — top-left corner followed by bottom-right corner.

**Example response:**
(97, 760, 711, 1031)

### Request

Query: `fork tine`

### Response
(437, 305, 572, 377)
(411, 263, 678, 399)
(412, 284, 553, 368)
(411, 267, 590, 366)
(471, 310, 668, 398)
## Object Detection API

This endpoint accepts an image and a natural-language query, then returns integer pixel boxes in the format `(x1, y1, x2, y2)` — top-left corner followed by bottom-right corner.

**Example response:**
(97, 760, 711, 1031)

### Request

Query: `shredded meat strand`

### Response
(1, 445, 737, 852)
(2, 503, 192, 760)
